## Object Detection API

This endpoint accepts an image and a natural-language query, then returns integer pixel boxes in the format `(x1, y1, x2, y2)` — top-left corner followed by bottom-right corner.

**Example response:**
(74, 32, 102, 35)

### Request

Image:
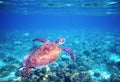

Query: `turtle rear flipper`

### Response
(22, 67, 34, 77)
(33, 38, 48, 43)
(62, 47, 76, 61)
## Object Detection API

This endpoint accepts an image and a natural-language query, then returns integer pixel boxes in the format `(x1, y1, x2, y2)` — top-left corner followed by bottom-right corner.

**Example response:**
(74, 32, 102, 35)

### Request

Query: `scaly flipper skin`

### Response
(62, 47, 76, 61)
(22, 67, 34, 77)
(33, 38, 48, 42)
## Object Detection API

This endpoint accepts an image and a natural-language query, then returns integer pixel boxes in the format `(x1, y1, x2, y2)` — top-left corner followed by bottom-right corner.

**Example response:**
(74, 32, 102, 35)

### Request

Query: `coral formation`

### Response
(0, 32, 120, 82)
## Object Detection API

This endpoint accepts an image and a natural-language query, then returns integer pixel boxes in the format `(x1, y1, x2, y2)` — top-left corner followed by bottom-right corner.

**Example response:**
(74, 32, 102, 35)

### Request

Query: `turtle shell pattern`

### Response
(23, 41, 62, 68)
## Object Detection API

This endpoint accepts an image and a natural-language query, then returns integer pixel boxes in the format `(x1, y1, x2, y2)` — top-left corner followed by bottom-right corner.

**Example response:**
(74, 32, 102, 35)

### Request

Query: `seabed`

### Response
(0, 31, 120, 82)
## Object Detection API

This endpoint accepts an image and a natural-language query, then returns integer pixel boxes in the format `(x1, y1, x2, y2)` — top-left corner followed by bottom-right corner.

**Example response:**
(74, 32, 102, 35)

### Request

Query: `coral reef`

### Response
(0, 32, 120, 82)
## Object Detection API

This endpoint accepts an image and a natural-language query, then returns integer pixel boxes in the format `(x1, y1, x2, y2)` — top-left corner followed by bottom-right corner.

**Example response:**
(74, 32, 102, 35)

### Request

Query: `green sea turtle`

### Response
(21, 38, 76, 77)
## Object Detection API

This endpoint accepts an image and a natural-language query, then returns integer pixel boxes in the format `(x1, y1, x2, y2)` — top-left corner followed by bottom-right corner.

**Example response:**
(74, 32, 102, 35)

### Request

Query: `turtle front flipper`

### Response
(33, 38, 48, 43)
(62, 48, 76, 61)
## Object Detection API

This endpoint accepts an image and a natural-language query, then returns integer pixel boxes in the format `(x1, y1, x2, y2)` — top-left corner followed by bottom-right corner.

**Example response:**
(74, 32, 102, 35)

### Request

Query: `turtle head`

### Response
(55, 38, 65, 46)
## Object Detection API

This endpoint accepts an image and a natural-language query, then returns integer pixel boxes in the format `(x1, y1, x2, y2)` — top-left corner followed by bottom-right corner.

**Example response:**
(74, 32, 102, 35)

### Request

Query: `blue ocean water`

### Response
(0, 0, 120, 82)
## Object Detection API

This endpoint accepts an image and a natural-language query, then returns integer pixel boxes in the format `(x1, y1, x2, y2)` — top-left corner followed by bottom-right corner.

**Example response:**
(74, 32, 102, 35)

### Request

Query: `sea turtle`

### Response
(21, 38, 76, 77)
